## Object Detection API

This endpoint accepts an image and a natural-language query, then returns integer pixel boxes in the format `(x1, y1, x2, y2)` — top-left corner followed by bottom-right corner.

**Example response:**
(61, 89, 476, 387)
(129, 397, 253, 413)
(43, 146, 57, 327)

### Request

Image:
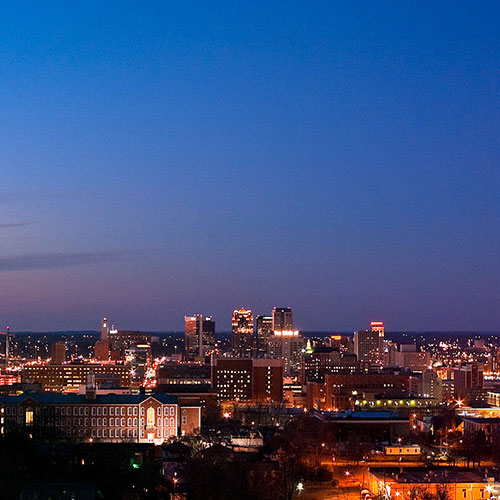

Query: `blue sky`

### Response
(0, 1, 499, 331)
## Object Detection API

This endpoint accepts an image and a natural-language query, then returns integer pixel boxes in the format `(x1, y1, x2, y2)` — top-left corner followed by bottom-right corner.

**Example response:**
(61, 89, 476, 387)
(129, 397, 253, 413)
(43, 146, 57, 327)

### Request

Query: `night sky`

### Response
(1, 2, 499, 332)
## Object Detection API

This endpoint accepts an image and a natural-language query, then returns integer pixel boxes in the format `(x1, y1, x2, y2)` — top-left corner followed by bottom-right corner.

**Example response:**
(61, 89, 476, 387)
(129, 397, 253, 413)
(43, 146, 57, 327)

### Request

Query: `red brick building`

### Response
(0, 392, 201, 444)
(324, 372, 418, 410)
(212, 358, 283, 402)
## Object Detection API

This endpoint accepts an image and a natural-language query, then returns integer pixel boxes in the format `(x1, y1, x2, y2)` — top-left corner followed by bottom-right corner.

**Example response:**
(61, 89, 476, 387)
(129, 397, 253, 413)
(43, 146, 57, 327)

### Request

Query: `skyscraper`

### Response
(267, 330, 305, 376)
(231, 308, 254, 358)
(256, 315, 273, 356)
(101, 317, 109, 341)
(353, 329, 381, 365)
(50, 341, 66, 364)
(184, 315, 216, 361)
(272, 307, 293, 332)
(370, 321, 385, 338)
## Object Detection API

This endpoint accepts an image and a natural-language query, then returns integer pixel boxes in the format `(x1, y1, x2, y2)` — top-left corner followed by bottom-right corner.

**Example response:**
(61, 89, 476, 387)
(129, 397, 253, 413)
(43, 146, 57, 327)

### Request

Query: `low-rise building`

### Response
(368, 467, 491, 500)
(0, 392, 201, 444)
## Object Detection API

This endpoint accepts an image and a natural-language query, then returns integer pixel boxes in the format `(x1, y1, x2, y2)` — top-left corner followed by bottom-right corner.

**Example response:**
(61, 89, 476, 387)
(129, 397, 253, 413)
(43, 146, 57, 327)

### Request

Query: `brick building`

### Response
(23, 363, 131, 392)
(212, 358, 283, 402)
(324, 372, 418, 410)
(0, 392, 201, 444)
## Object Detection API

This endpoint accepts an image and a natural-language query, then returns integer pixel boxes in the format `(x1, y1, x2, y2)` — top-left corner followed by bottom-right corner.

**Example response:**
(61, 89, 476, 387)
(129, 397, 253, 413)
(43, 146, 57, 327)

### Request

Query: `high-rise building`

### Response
(370, 321, 385, 338)
(256, 315, 273, 356)
(212, 358, 283, 402)
(50, 342, 66, 365)
(267, 330, 305, 376)
(184, 315, 216, 361)
(101, 317, 110, 341)
(231, 308, 254, 358)
(94, 340, 110, 361)
(272, 307, 293, 332)
(354, 326, 382, 365)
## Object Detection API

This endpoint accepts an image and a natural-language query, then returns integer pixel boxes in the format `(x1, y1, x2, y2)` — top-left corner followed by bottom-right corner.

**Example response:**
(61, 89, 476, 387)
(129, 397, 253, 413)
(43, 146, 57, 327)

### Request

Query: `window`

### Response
(110, 429, 114, 438)
(110, 407, 114, 416)
(91, 408, 96, 416)
(25, 408, 34, 426)
(103, 429, 107, 438)
(128, 418, 132, 426)
(170, 407, 175, 416)
(73, 407, 77, 416)
(147, 407, 155, 426)
(97, 407, 101, 416)
(103, 407, 107, 416)
(157, 407, 161, 416)
(97, 429, 101, 437)
(92, 418, 96, 426)
(133, 407, 138, 415)
(164, 407, 168, 416)
(128, 407, 132, 415)
(170, 417, 174, 426)
(462, 490, 467, 499)
(133, 418, 137, 426)
(103, 418, 107, 426)
(85, 418, 89, 426)
(141, 407, 145, 416)
(141, 418, 145, 426)
(133, 429, 137, 437)
(121, 408, 125, 416)
(121, 418, 125, 426)
(182, 416, 187, 425)
(85, 407, 89, 415)
(97, 418, 101, 426)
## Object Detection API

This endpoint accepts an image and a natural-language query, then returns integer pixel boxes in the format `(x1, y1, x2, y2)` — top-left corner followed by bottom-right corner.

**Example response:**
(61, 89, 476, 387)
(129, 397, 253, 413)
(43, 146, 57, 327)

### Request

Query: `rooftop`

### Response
(370, 467, 488, 484)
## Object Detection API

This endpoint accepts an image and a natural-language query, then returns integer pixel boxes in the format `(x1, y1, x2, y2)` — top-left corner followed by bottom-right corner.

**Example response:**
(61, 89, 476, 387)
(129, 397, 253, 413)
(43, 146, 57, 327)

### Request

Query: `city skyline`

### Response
(1, 2, 499, 332)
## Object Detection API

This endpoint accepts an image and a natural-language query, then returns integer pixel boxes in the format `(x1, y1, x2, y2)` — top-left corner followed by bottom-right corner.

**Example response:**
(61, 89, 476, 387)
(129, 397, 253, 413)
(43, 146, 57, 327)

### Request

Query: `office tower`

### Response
(353, 329, 381, 365)
(23, 364, 131, 392)
(231, 308, 254, 358)
(50, 341, 66, 364)
(94, 340, 110, 361)
(101, 317, 110, 341)
(370, 321, 384, 338)
(419, 370, 443, 401)
(256, 315, 273, 356)
(301, 348, 359, 383)
(212, 358, 283, 401)
(267, 330, 305, 376)
(272, 307, 293, 332)
(453, 363, 484, 401)
(125, 344, 151, 382)
(184, 315, 216, 361)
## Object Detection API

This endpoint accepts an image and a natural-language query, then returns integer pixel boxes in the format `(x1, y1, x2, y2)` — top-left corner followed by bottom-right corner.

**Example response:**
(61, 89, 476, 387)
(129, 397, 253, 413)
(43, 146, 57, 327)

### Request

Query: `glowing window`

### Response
(25, 408, 34, 426)
(147, 407, 155, 426)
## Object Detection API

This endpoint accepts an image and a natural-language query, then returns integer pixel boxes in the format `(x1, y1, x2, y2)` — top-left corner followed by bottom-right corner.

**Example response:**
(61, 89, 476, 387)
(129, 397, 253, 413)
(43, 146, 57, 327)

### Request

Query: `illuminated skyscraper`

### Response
(354, 329, 381, 365)
(256, 315, 273, 356)
(370, 321, 385, 338)
(101, 317, 110, 341)
(267, 330, 305, 376)
(272, 307, 293, 332)
(184, 315, 216, 361)
(231, 308, 254, 358)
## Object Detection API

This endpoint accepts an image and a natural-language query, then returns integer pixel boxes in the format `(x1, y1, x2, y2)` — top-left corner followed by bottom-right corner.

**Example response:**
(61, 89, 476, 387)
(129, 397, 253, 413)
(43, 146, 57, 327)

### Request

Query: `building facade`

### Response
(184, 315, 216, 361)
(23, 364, 131, 392)
(272, 307, 293, 332)
(211, 358, 283, 402)
(0, 392, 201, 444)
(231, 308, 254, 358)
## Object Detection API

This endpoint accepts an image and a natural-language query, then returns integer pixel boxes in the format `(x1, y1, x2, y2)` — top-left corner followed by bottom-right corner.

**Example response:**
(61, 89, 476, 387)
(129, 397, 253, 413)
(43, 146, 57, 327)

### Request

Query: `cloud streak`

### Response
(0, 250, 137, 272)
(0, 222, 34, 229)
